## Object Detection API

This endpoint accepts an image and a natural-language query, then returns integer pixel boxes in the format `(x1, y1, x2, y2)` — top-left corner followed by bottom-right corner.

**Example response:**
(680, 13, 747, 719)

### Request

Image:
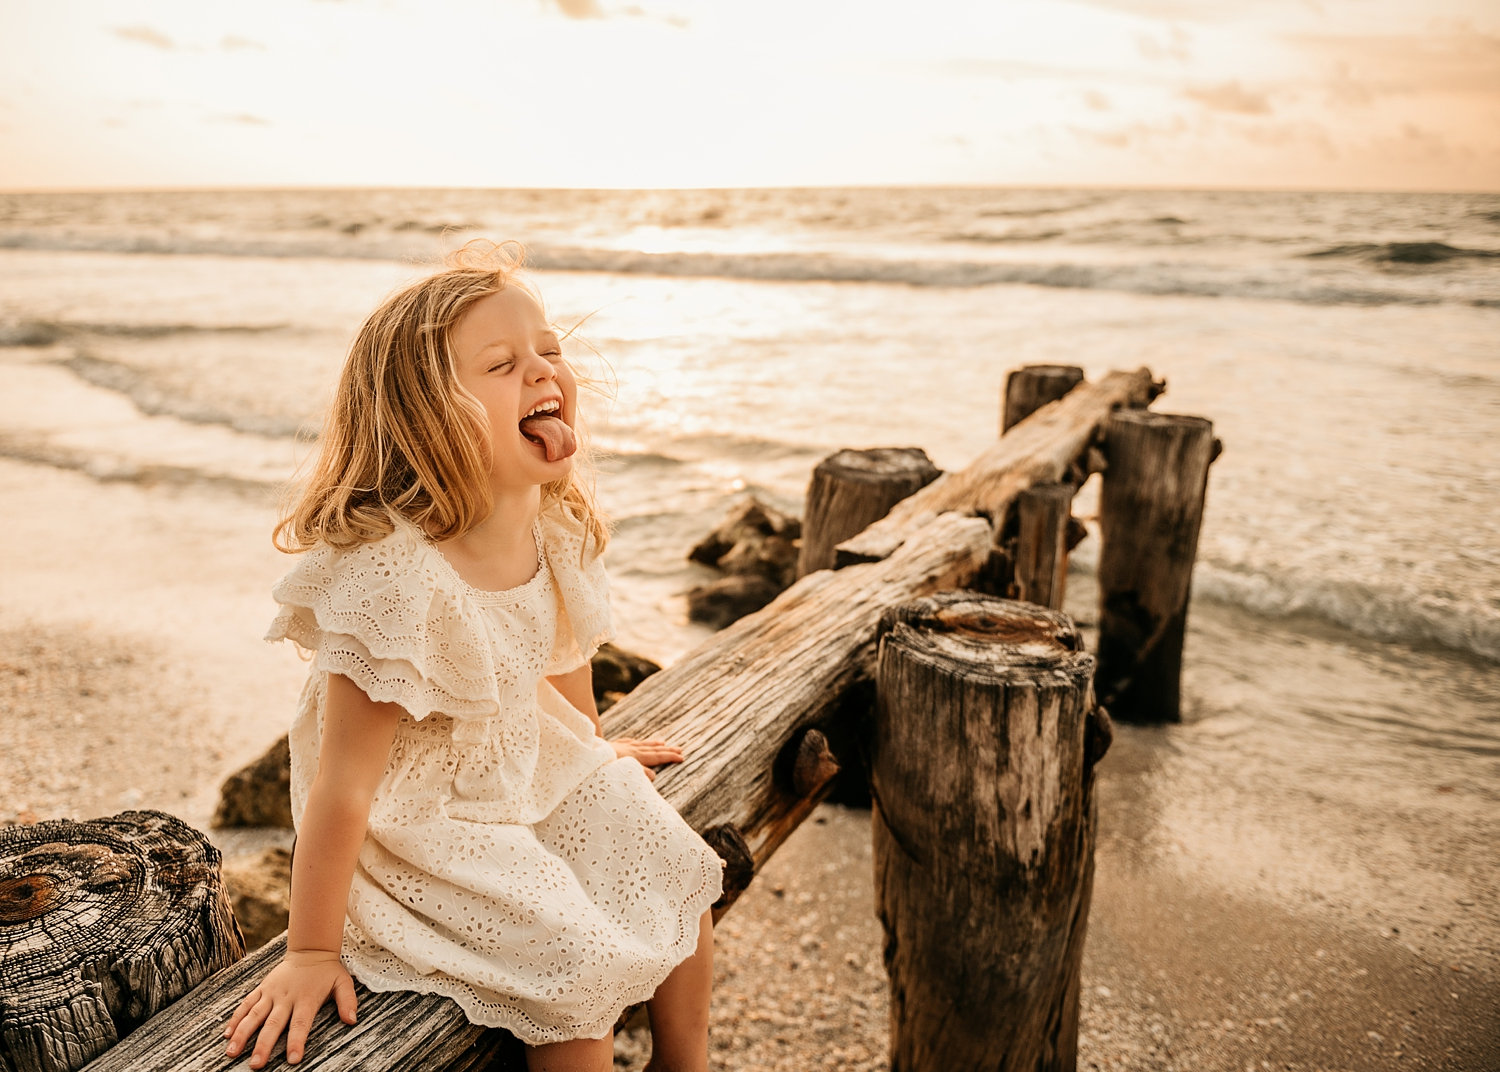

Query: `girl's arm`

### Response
(547, 663, 683, 780)
(224, 673, 402, 1069)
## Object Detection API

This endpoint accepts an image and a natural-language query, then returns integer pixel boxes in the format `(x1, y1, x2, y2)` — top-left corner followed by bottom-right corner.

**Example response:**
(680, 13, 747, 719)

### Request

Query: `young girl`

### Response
(222, 242, 724, 1072)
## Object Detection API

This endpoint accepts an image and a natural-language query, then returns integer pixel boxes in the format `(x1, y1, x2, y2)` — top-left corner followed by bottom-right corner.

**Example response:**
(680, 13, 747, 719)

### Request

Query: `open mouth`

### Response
(518, 399, 577, 462)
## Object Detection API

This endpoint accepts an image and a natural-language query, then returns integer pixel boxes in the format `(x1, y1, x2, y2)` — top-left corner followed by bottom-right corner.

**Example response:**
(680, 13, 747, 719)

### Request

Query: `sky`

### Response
(0, 0, 1496, 191)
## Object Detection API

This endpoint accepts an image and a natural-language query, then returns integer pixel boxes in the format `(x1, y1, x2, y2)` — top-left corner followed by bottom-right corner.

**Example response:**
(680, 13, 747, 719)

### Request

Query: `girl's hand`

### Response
(223, 949, 358, 1068)
(610, 737, 684, 781)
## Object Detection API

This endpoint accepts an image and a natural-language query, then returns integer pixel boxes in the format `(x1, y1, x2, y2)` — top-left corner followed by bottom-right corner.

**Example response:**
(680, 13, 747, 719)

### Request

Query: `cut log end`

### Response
(701, 824, 755, 912)
(0, 811, 244, 1072)
(788, 728, 841, 798)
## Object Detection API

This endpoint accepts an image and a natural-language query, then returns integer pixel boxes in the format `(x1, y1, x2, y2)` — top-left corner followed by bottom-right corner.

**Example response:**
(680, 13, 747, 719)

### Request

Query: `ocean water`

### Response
(1, 188, 1497, 936)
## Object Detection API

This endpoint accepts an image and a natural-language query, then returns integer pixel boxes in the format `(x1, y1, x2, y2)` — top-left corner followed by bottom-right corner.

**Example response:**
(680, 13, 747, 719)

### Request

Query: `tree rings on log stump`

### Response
(799, 448, 940, 577)
(1002, 365, 1085, 434)
(0, 810, 245, 1072)
(1095, 409, 1216, 722)
(873, 592, 1105, 1072)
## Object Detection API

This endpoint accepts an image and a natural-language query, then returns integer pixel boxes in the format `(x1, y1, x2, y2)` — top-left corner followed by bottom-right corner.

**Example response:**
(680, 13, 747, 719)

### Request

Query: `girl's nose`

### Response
(525, 353, 558, 382)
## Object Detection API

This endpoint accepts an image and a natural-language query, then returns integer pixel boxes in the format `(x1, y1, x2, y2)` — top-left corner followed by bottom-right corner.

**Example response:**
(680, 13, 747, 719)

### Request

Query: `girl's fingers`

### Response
(334, 973, 359, 1024)
(250, 1007, 292, 1069)
(286, 1006, 317, 1064)
(225, 988, 262, 1035)
(226, 995, 270, 1056)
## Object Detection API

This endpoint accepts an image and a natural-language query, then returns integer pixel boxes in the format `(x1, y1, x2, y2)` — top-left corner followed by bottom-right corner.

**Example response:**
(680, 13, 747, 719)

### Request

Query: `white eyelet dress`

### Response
(265, 507, 724, 1044)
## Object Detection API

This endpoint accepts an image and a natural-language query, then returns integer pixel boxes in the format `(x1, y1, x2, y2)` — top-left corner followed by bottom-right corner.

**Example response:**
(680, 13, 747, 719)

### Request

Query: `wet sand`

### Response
(3, 457, 1497, 1070)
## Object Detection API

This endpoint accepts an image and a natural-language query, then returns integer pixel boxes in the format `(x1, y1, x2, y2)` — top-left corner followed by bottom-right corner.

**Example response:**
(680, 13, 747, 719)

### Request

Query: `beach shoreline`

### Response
(3, 457, 1496, 1071)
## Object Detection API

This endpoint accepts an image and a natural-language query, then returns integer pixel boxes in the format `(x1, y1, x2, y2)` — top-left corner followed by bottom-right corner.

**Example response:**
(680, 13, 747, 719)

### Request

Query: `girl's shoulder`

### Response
(266, 521, 503, 719)
(270, 519, 436, 605)
(265, 519, 474, 653)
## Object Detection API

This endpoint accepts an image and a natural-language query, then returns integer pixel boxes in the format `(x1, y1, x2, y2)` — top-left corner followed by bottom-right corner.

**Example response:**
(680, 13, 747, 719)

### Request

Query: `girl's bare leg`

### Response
(643, 910, 714, 1072)
(525, 1034, 613, 1072)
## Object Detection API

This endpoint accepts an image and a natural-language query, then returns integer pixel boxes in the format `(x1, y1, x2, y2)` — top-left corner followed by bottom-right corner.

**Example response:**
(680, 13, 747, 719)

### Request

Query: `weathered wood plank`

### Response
(610, 511, 995, 868)
(838, 367, 1159, 566)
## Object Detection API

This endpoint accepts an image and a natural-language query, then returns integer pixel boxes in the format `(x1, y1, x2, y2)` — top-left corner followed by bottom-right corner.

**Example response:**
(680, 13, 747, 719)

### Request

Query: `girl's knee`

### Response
(525, 1032, 613, 1072)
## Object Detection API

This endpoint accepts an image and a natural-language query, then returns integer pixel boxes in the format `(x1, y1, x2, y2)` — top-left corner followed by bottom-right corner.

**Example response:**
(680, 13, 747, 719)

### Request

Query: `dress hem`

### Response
(340, 862, 723, 1047)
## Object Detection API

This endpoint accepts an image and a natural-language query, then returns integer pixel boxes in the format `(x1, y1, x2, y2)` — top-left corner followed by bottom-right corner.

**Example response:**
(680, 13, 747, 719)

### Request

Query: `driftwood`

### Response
(0, 811, 244, 1072)
(797, 448, 940, 577)
(838, 368, 1159, 566)
(1095, 410, 1220, 721)
(872, 593, 1110, 1072)
(83, 513, 993, 1072)
(1002, 364, 1085, 434)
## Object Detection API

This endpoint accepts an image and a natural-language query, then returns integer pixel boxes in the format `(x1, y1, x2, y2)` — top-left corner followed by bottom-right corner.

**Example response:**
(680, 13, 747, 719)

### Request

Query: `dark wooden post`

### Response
(798, 448, 940, 577)
(1002, 365, 1084, 434)
(872, 592, 1110, 1072)
(1095, 410, 1220, 721)
(985, 482, 1076, 608)
(0, 811, 245, 1072)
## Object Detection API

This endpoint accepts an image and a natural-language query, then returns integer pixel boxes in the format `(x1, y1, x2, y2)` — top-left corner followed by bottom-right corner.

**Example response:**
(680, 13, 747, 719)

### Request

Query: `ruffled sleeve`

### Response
(540, 507, 615, 676)
(265, 523, 501, 721)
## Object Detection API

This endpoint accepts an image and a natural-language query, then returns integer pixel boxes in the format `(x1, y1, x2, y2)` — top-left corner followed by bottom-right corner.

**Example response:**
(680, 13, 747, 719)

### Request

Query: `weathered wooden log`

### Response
(0, 811, 244, 1072)
(1012, 482, 1074, 610)
(85, 512, 993, 1072)
(838, 368, 1159, 566)
(1002, 364, 1085, 434)
(872, 592, 1109, 1072)
(80, 937, 521, 1072)
(1095, 410, 1219, 722)
(797, 448, 940, 577)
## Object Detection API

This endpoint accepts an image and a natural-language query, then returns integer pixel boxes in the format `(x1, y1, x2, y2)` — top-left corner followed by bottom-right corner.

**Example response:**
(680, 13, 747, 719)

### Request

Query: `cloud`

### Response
(220, 35, 266, 52)
(1135, 25, 1191, 63)
(1287, 30, 1500, 97)
(552, 0, 604, 17)
(1182, 80, 1272, 114)
(113, 26, 175, 50)
(1083, 89, 1112, 111)
(1067, 114, 1190, 148)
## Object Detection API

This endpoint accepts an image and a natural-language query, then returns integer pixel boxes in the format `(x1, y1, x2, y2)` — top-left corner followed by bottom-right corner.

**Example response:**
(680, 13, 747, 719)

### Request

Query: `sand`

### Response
(3, 456, 1497, 1071)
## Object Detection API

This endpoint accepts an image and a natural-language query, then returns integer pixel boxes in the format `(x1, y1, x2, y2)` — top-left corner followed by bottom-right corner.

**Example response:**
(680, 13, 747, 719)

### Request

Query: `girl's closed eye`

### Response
(488, 360, 515, 374)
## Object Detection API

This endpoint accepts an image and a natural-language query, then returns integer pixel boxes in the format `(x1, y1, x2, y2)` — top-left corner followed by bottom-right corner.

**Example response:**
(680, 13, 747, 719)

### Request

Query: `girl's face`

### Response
(448, 285, 579, 491)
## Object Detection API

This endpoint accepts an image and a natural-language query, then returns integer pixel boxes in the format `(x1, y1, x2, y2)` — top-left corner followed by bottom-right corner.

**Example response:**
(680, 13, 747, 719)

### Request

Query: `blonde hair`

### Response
(274, 240, 608, 556)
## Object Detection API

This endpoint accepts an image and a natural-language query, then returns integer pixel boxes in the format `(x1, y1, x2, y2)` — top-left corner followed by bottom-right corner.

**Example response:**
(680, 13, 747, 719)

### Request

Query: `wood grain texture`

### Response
(1013, 482, 1074, 610)
(871, 593, 1104, 1072)
(1094, 410, 1217, 721)
(0, 811, 244, 1072)
(838, 368, 1158, 566)
(1002, 364, 1085, 435)
(797, 448, 941, 577)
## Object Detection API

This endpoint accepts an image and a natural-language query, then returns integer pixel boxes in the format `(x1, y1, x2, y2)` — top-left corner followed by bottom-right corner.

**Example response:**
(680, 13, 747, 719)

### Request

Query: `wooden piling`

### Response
(872, 592, 1110, 1072)
(0, 811, 244, 1072)
(1095, 410, 1219, 722)
(1012, 482, 1075, 610)
(1002, 364, 1085, 434)
(797, 448, 940, 577)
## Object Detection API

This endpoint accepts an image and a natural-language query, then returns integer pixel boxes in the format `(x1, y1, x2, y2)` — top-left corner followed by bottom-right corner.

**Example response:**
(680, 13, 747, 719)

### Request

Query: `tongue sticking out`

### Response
(519, 414, 577, 462)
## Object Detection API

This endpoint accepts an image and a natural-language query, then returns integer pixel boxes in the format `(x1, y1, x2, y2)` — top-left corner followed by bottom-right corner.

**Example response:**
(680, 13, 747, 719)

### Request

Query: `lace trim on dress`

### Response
(341, 829, 724, 1044)
(265, 520, 502, 721)
(424, 521, 549, 607)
